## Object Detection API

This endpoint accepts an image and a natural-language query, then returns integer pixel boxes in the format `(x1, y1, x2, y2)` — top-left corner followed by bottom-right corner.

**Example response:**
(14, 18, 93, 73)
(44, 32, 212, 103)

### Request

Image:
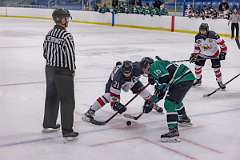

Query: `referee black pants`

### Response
(43, 66, 75, 134)
(231, 23, 239, 39)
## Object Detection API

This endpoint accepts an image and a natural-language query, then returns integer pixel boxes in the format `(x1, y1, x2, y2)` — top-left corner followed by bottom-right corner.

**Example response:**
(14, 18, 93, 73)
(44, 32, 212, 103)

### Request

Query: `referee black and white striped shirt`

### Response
(43, 25, 75, 71)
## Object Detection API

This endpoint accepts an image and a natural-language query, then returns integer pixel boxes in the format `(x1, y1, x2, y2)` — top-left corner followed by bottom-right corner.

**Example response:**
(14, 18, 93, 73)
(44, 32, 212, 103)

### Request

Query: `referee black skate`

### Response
(42, 8, 78, 140)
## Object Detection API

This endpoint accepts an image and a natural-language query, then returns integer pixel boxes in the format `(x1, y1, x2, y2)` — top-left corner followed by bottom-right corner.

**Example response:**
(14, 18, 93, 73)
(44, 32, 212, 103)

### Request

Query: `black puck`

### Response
(126, 121, 132, 126)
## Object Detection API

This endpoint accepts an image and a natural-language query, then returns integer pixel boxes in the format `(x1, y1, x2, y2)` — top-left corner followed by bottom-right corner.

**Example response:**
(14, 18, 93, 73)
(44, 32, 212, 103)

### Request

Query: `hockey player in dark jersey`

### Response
(143, 57, 195, 142)
(82, 58, 163, 123)
(190, 23, 227, 89)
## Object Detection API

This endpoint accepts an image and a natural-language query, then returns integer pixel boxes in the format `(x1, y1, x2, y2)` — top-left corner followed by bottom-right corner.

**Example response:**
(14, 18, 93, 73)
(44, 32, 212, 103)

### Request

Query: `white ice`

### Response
(0, 17, 240, 160)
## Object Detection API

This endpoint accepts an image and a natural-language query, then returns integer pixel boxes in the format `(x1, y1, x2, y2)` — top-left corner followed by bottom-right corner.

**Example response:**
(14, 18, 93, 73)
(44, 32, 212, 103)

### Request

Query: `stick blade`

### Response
(203, 93, 211, 97)
(89, 119, 106, 125)
(123, 113, 138, 120)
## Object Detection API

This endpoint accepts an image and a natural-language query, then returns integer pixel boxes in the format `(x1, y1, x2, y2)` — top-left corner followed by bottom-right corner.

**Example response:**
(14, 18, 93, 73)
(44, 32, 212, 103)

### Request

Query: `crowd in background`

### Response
(185, 0, 239, 20)
(97, 0, 168, 16)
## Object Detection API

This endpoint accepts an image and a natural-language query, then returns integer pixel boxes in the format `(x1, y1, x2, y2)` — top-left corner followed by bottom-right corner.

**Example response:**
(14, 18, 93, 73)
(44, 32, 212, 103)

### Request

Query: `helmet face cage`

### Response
(140, 57, 154, 77)
(122, 60, 133, 78)
(52, 8, 71, 23)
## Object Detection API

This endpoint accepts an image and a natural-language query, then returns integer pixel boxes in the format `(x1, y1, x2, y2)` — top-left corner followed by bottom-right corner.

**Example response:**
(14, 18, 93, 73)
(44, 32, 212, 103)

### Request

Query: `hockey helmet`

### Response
(52, 8, 71, 23)
(199, 23, 209, 34)
(121, 60, 133, 77)
(140, 57, 154, 76)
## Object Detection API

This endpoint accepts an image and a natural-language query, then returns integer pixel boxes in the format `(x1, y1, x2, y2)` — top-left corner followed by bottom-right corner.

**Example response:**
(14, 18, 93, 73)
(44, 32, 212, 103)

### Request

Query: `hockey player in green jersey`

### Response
(143, 57, 195, 142)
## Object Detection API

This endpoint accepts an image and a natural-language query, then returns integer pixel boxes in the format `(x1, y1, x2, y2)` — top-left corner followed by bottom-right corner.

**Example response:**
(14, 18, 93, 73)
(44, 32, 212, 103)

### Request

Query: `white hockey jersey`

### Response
(193, 31, 227, 58)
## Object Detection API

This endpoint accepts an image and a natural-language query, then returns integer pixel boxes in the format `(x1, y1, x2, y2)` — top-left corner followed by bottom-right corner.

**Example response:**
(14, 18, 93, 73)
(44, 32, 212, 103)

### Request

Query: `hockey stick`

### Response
(172, 59, 190, 63)
(90, 83, 150, 125)
(203, 73, 240, 97)
(235, 38, 240, 49)
(155, 55, 190, 63)
(123, 111, 144, 120)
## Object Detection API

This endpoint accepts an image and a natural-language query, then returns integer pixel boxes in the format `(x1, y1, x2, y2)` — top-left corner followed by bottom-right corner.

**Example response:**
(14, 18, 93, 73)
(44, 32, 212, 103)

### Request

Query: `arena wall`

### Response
(0, 7, 231, 37)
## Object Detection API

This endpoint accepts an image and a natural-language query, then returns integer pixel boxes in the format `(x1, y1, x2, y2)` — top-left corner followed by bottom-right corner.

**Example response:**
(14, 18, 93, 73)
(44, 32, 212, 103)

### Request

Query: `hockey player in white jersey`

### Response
(190, 23, 227, 89)
(82, 58, 163, 123)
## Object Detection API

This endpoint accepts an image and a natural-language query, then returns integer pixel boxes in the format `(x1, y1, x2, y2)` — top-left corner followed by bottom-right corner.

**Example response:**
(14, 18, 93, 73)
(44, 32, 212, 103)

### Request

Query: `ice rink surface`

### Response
(0, 17, 240, 160)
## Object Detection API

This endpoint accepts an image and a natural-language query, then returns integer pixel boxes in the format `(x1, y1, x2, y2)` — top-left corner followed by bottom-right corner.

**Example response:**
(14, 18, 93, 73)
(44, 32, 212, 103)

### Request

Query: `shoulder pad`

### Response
(195, 34, 202, 41)
(208, 31, 220, 39)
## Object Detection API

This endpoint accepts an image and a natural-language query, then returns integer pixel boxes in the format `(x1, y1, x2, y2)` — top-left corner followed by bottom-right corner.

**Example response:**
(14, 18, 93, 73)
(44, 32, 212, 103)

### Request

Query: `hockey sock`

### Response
(214, 68, 223, 82)
(91, 93, 110, 111)
(195, 65, 202, 80)
(176, 102, 186, 115)
(164, 99, 178, 129)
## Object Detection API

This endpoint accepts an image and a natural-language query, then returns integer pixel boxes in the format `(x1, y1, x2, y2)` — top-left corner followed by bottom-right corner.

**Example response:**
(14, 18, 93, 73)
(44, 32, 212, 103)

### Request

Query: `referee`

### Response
(42, 8, 78, 140)
(228, 9, 240, 39)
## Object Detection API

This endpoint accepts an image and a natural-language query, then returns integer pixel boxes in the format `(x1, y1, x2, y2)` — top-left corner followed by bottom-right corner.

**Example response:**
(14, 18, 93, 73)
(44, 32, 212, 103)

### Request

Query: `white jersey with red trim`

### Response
(193, 31, 227, 58)
(109, 62, 142, 98)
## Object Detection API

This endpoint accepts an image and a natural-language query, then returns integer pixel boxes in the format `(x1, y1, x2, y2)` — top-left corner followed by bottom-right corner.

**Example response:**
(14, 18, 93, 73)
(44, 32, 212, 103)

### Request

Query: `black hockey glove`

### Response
(148, 75, 155, 85)
(219, 52, 226, 60)
(112, 102, 127, 114)
(143, 100, 154, 114)
(189, 53, 198, 63)
(152, 83, 168, 102)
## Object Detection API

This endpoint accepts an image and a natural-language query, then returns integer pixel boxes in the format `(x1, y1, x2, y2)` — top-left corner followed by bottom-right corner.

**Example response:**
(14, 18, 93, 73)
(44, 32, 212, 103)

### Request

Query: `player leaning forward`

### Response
(190, 23, 227, 89)
(82, 58, 163, 123)
(145, 57, 195, 142)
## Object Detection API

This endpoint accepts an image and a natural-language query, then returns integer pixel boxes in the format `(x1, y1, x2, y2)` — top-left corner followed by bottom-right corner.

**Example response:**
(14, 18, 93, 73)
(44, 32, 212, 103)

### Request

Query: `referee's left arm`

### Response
(64, 33, 76, 71)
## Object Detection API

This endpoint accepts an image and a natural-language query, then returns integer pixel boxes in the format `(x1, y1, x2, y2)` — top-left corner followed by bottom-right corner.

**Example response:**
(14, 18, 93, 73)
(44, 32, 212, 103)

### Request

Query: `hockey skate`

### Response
(161, 128, 180, 143)
(63, 131, 79, 143)
(193, 78, 202, 86)
(178, 114, 192, 127)
(42, 124, 60, 133)
(82, 108, 95, 123)
(153, 103, 163, 113)
(217, 81, 226, 90)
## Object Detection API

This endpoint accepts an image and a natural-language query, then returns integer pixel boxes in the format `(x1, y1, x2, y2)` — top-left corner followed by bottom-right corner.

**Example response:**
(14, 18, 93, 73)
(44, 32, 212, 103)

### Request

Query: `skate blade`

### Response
(42, 128, 60, 133)
(178, 122, 193, 127)
(82, 116, 105, 125)
(82, 116, 92, 123)
(154, 108, 164, 113)
(63, 137, 78, 143)
(161, 137, 181, 143)
(193, 84, 201, 87)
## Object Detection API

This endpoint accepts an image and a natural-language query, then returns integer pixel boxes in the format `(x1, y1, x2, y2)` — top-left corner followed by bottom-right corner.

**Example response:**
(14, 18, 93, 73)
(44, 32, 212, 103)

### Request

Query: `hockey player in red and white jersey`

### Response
(190, 23, 227, 89)
(82, 58, 163, 123)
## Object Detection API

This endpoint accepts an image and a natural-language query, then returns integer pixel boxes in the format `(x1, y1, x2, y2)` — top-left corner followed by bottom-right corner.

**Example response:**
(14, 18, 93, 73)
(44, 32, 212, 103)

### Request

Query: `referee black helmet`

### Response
(52, 8, 71, 23)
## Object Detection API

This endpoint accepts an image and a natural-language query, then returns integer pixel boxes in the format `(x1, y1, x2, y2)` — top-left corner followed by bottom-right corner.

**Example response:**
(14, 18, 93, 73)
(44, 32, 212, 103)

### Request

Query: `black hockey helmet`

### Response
(199, 23, 209, 33)
(140, 57, 154, 69)
(140, 57, 154, 76)
(121, 60, 133, 77)
(52, 8, 71, 23)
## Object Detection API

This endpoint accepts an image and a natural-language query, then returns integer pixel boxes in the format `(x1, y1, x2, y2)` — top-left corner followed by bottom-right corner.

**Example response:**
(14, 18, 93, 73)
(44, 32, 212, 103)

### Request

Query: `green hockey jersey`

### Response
(149, 59, 195, 85)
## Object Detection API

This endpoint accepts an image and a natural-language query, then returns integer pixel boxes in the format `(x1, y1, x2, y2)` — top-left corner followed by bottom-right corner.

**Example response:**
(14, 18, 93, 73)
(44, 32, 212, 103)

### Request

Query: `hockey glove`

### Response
(219, 52, 226, 60)
(189, 53, 198, 63)
(112, 102, 127, 114)
(143, 100, 154, 114)
(153, 83, 168, 102)
(148, 75, 155, 85)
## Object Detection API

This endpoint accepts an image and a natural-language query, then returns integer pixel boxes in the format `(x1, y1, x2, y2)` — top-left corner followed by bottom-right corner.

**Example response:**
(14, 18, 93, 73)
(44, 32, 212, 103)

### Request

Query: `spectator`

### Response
(219, 0, 230, 12)
(185, 4, 194, 18)
(153, 0, 163, 9)
(219, 0, 230, 18)
(112, 0, 118, 8)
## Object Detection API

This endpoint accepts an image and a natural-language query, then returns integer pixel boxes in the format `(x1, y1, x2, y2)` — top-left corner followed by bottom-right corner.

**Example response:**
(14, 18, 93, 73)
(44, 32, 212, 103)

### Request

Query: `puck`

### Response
(126, 121, 132, 126)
